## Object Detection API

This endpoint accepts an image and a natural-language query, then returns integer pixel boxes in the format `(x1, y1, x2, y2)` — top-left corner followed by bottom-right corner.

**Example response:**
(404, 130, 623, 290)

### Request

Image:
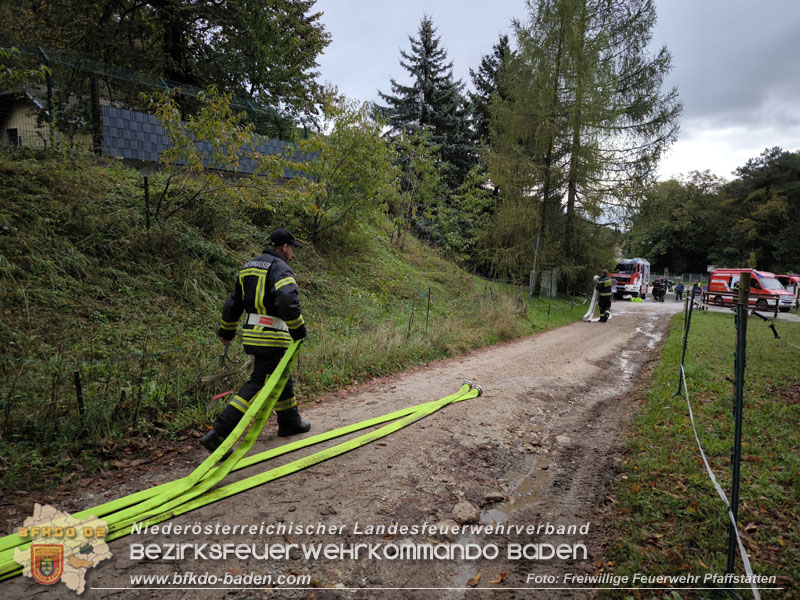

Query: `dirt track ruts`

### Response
(4, 298, 684, 599)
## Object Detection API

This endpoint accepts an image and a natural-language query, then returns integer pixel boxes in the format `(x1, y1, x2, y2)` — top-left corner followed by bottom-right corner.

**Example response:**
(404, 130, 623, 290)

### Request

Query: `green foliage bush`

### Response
(268, 90, 398, 245)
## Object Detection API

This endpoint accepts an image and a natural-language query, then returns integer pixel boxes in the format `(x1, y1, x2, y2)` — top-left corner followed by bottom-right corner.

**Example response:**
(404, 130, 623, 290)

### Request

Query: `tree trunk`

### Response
(565, 2, 588, 263)
(534, 11, 566, 297)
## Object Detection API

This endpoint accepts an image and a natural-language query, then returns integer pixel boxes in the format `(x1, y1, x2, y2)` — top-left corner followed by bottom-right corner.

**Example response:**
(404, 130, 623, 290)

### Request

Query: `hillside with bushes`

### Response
(0, 149, 583, 492)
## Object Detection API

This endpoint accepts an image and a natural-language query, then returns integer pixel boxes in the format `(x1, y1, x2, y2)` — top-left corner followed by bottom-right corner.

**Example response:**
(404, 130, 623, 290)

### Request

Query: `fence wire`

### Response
(674, 291, 762, 599)
(0, 337, 241, 445)
(1, 40, 302, 154)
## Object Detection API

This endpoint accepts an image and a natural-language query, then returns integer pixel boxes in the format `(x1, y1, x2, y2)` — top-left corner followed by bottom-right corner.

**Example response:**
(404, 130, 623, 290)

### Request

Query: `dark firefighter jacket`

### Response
(596, 276, 613, 297)
(218, 248, 307, 353)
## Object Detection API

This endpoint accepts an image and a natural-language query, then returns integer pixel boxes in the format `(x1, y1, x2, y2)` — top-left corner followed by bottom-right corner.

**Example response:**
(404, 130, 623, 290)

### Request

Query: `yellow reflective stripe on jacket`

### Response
(242, 339, 292, 349)
(242, 330, 292, 348)
(599, 278, 613, 296)
(242, 330, 292, 340)
(256, 272, 268, 314)
(242, 337, 292, 346)
(284, 315, 305, 329)
(238, 267, 268, 278)
(238, 269, 269, 315)
(274, 276, 296, 291)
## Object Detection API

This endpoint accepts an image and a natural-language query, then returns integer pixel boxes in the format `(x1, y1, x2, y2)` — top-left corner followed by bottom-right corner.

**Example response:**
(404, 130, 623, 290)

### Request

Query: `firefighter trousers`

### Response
(598, 296, 611, 322)
(213, 348, 298, 439)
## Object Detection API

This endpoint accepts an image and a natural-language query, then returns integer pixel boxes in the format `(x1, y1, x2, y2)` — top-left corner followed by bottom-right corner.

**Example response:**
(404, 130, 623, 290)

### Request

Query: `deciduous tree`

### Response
(270, 91, 397, 244)
(712, 147, 800, 271)
(1, 0, 330, 115)
(628, 171, 724, 273)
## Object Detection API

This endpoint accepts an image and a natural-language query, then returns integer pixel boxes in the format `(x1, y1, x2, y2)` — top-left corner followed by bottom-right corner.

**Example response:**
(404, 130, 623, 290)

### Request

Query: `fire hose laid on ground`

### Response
(0, 339, 482, 582)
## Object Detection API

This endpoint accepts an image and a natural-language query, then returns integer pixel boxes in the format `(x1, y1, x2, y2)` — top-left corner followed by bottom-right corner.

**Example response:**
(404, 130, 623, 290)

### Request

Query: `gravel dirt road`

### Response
(4, 298, 685, 599)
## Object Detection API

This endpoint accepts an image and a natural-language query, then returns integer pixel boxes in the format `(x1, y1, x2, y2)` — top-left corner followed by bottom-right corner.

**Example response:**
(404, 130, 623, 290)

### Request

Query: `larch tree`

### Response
(487, 0, 681, 290)
(561, 0, 681, 264)
(486, 0, 575, 284)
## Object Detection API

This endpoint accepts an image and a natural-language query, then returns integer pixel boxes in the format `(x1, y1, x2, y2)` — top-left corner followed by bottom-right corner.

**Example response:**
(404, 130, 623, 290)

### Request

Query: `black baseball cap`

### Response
(267, 228, 303, 248)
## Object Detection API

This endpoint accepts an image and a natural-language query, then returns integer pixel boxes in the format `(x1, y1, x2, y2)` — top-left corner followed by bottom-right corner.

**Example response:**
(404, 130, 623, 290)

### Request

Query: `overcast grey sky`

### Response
(313, 0, 800, 182)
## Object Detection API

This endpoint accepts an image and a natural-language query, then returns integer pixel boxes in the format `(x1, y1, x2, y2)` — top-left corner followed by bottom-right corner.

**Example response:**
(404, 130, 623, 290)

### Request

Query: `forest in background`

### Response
(627, 148, 800, 274)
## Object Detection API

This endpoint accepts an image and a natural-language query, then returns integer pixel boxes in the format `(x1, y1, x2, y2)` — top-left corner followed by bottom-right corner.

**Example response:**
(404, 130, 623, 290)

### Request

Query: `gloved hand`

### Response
(290, 324, 307, 341)
(217, 328, 235, 343)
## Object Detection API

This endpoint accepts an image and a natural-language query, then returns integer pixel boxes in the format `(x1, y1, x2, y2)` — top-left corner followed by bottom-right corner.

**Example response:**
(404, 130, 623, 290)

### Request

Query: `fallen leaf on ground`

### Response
(490, 572, 507, 584)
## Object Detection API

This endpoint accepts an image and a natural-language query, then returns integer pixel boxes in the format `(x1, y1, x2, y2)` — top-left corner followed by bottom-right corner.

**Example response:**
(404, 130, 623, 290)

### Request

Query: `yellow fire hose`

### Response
(0, 338, 482, 582)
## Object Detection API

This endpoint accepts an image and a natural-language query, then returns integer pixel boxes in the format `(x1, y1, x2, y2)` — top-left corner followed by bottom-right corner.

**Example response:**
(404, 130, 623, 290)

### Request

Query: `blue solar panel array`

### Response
(102, 106, 311, 177)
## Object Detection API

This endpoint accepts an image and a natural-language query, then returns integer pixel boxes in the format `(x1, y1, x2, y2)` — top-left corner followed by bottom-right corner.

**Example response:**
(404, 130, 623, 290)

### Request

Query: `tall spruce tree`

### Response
(469, 34, 513, 147)
(377, 15, 476, 189)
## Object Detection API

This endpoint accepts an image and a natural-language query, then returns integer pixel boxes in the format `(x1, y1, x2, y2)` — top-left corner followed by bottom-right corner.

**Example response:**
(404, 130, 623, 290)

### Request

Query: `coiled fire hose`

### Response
(0, 339, 482, 581)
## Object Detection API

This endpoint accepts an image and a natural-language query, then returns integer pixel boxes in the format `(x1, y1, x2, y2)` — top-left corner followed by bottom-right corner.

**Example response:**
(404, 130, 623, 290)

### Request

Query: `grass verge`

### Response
(600, 310, 800, 599)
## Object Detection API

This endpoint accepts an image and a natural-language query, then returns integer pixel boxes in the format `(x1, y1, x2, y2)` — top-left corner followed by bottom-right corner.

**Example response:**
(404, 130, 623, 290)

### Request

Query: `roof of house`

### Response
(0, 90, 50, 122)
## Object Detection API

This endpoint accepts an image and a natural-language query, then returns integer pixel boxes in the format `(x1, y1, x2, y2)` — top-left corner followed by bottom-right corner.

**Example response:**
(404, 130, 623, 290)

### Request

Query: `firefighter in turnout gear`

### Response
(200, 229, 310, 455)
(596, 269, 613, 322)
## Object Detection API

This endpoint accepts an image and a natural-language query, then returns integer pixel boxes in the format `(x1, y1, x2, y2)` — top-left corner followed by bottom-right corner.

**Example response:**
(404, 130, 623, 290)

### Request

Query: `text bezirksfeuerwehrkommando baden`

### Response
(129, 521, 592, 563)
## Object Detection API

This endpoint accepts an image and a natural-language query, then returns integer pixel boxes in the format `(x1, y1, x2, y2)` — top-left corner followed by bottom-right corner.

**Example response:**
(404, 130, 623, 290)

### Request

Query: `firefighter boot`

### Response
(201, 401, 246, 460)
(199, 429, 233, 461)
(277, 406, 311, 437)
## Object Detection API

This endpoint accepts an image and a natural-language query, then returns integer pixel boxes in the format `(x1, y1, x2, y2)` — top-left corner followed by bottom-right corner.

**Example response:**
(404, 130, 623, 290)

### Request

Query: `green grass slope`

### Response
(0, 150, 583, 492)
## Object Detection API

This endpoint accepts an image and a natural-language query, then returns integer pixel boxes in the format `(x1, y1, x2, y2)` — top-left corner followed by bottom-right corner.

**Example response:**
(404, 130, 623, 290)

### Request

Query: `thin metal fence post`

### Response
(133, 337, 148, 427)
(406, 299, 416, 339)
(73, 370, 86, 434)
(90, 75, 102, 155)
(425, 287, 431, 335)
(726, 272, 750, 574)
(144, 176, 151, 230)
(675, 285, 698, 395)
(37, 47, 53, 142)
